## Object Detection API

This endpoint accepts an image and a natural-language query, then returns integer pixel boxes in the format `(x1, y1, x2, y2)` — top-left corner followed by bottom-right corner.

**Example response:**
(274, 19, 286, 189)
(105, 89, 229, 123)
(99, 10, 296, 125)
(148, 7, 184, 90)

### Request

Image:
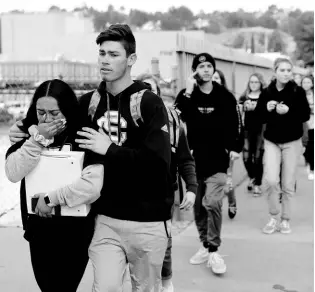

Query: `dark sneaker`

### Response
(228, 204, 237, 219)
(247, 179, 254, 192)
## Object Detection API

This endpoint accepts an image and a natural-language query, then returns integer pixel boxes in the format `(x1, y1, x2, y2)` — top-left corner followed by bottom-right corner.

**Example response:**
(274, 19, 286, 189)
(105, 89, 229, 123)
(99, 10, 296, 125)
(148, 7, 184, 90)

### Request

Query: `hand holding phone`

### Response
(186, 71, 198, 94)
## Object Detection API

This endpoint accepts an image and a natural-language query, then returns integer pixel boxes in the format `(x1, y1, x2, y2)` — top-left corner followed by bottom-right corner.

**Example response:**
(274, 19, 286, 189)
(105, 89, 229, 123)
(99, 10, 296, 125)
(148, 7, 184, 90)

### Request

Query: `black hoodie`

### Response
(255, 80, 310, 144)
(79, 81, 173, 222)
(175, 82, 240, 179)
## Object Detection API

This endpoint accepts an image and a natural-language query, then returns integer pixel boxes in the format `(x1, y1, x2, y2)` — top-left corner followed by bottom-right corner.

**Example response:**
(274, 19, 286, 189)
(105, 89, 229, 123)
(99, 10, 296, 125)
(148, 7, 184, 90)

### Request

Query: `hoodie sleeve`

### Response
(176, 125, 198, 195)
(5, 137, 44, 183)
(105, 90, 171, 171)
(48, 164, 104, 207)
(295, 86, 311, 123)
(174, 89, 189, 122)
(223, 92, 241, 153)
(254, 89, 270, 124)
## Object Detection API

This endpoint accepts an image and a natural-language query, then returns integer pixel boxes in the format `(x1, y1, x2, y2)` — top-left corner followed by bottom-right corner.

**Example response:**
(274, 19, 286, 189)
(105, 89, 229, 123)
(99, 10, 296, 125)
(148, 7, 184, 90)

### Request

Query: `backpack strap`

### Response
(130, 89, 147, 126)
(88, 90, 102, 121)
(167, 106, 181, 152)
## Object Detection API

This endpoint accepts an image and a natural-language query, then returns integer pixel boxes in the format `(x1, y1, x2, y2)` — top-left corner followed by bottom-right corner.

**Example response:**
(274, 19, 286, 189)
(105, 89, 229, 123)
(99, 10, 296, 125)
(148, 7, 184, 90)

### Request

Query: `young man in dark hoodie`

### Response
(72, 24, 173, 291)
(175, 53, 240, 275)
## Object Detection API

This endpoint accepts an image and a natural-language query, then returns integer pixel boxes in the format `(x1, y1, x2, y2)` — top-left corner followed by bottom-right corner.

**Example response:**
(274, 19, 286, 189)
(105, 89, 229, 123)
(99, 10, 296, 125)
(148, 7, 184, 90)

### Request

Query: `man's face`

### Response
(195, 62, 214, 83)
(98, 41, 135, 82)
(275, 62, 293, 85)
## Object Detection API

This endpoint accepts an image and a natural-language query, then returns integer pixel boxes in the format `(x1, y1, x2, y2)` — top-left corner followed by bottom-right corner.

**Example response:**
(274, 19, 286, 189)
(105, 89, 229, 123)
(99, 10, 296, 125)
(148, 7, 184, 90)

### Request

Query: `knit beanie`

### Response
(192, 53, 216, 71)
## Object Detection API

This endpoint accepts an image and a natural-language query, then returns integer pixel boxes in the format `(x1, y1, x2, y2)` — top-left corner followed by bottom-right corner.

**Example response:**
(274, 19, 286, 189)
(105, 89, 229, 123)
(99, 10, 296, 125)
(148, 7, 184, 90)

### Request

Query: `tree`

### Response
(293, 11, 314, 63)
(268, 30, 286, 53)
(129, 10, 150, 28)
(48, 6, 66, 12)
(168, 6, 195, 27)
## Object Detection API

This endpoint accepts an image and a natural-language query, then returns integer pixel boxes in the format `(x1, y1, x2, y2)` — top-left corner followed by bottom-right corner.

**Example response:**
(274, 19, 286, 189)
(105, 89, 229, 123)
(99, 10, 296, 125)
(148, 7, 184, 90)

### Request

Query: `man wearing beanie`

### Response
(175, 53, 241, 274)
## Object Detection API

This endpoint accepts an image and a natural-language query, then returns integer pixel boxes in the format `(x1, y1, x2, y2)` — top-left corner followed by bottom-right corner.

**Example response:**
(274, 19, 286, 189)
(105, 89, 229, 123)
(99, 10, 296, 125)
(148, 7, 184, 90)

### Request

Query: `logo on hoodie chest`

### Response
(97, 111, 127, 145)
(198, 107, 215, 114)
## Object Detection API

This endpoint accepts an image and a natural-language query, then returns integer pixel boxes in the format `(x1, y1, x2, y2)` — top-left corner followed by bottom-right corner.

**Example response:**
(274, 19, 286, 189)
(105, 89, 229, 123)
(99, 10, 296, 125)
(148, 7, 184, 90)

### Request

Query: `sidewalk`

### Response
(0, 163, 313, 292)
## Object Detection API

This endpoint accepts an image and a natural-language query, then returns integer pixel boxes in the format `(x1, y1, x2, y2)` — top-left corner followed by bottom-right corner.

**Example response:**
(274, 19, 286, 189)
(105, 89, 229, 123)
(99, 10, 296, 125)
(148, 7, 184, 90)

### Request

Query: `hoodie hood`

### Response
(97, 80, 150, 100)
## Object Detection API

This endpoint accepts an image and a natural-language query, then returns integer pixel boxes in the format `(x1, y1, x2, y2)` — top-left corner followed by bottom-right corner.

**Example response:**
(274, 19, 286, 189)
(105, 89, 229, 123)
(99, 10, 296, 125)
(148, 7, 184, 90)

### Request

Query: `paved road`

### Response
(0, 162, 313, 292)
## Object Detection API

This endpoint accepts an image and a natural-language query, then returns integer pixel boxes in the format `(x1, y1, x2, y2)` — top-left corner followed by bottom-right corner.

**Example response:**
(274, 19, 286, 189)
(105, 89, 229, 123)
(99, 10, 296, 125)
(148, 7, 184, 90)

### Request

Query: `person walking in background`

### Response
(239, 73, 265, 196)
(255, 58, 310, 235)
(293, 73, 302, 87)
(175, 53, 240, 275)
(136, 72, 197, 292)
(301, 75, 314, 180)
(212, 69, 244, 218)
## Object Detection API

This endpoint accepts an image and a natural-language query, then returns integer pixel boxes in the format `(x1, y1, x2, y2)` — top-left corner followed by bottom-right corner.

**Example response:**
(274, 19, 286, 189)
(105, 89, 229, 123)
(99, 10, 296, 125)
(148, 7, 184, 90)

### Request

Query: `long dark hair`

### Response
(214, 69, 228, 89)
(21, 79, 80, 140)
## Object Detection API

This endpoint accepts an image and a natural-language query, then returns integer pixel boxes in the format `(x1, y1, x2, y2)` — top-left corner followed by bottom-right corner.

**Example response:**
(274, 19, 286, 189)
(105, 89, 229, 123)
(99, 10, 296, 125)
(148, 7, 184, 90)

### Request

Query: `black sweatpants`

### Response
(26, 214, 95, 292)
(243, 129, 264, 185)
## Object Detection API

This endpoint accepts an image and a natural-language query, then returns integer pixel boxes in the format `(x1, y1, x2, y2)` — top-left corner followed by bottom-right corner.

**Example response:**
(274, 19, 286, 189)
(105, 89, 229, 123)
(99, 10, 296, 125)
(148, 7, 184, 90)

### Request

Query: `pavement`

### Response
(0, 157, 313, 292)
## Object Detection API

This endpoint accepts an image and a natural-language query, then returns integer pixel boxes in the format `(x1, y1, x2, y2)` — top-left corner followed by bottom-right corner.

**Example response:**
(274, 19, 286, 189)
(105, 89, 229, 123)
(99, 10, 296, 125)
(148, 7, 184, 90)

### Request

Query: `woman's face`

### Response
(302, 77, 313, 92)
(249, 75, 261, 92)
(275, 62, 293, 85)
(294, 74, 302, 86)
(143, 78, 158, 95)
(36, 96, 65, 124)
(212, 71, 221, 85)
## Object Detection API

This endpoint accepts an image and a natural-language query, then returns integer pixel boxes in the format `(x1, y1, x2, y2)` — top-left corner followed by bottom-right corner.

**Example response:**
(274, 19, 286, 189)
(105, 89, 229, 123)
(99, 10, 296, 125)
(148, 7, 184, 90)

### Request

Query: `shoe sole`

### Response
(189, 257, 209, 265)
(211, 267, 227, 274)
(280, 229, 291, 234)
(263, 229, 277, 234)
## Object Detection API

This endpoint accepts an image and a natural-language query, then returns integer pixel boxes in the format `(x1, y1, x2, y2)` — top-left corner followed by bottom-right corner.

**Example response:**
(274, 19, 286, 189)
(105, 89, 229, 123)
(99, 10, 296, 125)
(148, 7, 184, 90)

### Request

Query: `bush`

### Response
(0, 108, 14, 124)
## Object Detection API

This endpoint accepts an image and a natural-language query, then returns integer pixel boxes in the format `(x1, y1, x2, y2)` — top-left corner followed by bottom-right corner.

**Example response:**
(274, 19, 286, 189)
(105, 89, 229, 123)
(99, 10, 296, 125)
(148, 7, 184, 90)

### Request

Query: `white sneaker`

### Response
(189, 246, 209, 265)
(161, 281, 174, 292)
(207, 252, 227, 274)
(263, 217, 278, 234)
(308, 172, 314, 180)
(279, 220, 292, 234)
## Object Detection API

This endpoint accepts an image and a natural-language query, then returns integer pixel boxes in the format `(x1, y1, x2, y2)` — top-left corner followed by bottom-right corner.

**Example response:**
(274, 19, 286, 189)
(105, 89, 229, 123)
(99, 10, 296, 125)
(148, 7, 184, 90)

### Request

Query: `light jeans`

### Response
(263, 138, 302, 220)
(89, 215, 170, 292)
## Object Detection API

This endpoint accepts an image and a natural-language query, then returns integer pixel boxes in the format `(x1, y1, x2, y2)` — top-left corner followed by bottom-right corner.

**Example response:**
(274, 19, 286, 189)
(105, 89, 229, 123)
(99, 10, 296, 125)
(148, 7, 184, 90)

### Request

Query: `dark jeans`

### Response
(243, 129, 264, 185)
(194, 173, 227, 252)
(27, 214, 94, 292)
(304, 129, 314, 171)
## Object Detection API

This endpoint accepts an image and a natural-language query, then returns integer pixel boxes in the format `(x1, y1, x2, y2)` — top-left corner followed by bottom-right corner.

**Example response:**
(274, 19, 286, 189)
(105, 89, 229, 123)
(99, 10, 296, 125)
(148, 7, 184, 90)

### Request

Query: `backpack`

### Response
(88, 89, 181, 151)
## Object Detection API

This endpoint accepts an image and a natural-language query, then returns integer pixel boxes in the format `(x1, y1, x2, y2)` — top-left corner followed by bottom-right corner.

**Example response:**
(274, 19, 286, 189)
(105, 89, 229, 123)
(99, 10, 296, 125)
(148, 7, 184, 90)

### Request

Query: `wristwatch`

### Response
(44, 194, 56, 208)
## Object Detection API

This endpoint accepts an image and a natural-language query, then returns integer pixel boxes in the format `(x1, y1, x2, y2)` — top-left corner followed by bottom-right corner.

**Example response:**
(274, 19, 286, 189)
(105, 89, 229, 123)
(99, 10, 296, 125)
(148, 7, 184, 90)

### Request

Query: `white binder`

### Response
(25, 150, 90, 216)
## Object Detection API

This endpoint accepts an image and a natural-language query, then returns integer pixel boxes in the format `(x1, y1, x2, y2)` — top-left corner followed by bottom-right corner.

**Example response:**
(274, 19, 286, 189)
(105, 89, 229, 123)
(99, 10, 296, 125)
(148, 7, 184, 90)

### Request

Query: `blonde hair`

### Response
(273, 58, 293, 71)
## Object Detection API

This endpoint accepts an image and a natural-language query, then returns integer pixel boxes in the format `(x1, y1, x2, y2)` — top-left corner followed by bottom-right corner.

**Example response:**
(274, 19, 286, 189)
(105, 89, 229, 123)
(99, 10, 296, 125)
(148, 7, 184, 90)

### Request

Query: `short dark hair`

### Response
(96, 24, 136, 56)
(22, 79, 80, 136)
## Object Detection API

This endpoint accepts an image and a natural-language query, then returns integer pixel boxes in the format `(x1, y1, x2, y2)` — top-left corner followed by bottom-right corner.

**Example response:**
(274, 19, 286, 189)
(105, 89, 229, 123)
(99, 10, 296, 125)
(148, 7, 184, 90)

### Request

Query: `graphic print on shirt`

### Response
(97, 111, 127, 145)
(198, 107, 215, 114)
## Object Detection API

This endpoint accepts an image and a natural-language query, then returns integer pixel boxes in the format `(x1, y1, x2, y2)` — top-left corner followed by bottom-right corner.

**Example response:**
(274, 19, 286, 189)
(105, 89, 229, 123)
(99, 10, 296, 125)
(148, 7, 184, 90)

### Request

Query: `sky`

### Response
(0, 0, 314, 14)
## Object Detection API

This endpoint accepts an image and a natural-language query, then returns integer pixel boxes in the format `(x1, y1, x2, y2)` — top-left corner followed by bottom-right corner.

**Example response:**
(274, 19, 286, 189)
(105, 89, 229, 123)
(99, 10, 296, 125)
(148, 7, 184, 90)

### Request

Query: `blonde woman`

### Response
(255, 58, 310, 234)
